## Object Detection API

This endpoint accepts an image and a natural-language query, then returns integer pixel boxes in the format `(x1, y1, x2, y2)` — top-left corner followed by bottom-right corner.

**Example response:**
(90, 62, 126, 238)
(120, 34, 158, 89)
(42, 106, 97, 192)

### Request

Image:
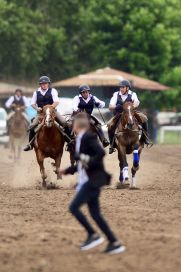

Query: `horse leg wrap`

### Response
(133, 149, 139, 168)
(123, 166, 129, 181)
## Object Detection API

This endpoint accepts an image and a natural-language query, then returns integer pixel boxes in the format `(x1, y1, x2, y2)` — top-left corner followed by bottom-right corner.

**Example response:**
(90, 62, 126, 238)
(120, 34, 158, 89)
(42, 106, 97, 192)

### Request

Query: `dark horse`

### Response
(115, 102, 144, 188)
(34, 105, 65, 187)
(9, 106, 28, 161)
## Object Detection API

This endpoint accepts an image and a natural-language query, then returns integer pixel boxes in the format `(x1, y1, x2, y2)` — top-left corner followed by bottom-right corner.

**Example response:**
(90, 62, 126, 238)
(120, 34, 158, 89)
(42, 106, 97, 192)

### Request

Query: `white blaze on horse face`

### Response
(45, 107, 52, 127)
(128, 105, 133, 125)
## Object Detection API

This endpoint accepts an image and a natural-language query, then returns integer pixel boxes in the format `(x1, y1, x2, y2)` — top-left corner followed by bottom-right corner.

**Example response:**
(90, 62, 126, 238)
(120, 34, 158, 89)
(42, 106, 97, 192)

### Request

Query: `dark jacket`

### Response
(65, 131, 111, 187)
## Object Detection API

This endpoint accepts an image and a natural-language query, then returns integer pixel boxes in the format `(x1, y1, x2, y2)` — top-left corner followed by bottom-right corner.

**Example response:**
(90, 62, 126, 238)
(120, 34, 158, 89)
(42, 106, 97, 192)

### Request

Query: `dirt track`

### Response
(0, 145, 180, 272)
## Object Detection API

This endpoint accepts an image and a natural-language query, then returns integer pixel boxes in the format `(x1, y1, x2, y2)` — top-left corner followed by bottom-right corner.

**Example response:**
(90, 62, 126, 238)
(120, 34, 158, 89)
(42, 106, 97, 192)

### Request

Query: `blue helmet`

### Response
(39, 76, 51, 84)
(79, 85, 90, 93)
(119, 79, 131, 89)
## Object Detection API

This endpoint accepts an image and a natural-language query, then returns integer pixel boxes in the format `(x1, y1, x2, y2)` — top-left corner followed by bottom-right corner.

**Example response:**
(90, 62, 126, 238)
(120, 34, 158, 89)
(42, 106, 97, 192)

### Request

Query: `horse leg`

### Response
(69, 150, 75, 167)
(117, 144, 129, 187)
(55, 153, 63, 180)
(35, 150, 47, 186)
(130, 143, 140, 188)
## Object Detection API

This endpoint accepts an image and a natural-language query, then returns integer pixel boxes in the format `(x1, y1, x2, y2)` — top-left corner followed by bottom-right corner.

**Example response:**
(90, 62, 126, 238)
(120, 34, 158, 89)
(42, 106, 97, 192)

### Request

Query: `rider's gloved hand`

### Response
(95, 102, 100, 107)
(115, 104, 123, 111)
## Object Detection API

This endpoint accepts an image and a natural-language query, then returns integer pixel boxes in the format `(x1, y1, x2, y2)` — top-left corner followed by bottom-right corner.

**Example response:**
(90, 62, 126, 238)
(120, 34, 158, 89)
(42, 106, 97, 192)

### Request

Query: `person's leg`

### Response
(69, 183, 96, 236)
(23, 116, 39, 151)
(88, 188, 126, 254)
(142, 121, 152, 146)
(55, 112, 74, 150)
(95, 124, 109, 147)
(108, 126, 116, 154)
(88, 188, 117, 243)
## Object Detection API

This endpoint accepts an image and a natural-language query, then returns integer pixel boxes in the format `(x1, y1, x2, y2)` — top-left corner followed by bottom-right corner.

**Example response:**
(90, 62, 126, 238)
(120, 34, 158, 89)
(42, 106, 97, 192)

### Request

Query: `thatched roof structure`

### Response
(53, 67, 170, 91)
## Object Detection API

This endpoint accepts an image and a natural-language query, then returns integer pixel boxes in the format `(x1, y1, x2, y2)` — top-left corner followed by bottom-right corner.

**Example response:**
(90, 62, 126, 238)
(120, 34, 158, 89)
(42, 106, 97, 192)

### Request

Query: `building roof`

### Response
(0, 82, 35, 98)
(53, 67, 170, 91)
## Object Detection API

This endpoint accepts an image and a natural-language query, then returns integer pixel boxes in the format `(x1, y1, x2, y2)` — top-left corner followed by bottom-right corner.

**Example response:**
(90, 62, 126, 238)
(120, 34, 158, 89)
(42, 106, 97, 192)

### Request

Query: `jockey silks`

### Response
(114, 92, 133, 114)
(13, 95, 25, 107)
(78, 95, 95, 115)
(36, 88, 54, 108)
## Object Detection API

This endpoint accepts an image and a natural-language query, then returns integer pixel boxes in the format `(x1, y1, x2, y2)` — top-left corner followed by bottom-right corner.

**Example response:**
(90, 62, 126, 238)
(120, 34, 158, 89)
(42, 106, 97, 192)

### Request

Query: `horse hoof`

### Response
(42, 180, 47, 188)
(57, 174, 62, 180)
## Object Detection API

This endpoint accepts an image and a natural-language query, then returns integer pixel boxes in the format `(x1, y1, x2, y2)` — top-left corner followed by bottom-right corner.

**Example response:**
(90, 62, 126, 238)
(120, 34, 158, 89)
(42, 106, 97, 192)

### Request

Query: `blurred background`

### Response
(0, 0, 181, 145)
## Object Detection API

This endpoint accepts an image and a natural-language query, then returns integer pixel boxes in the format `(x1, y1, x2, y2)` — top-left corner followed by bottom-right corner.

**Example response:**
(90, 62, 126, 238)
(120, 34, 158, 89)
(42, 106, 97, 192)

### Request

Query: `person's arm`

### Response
(109, 92, 117, 111)
(31, 91, 42, 112)
(51, 88, 59, 108)
(109, 92, 123, 112)
(72, 96, 80, 111)
(5, 96, 14, 109)
(93, 96, 105, 108)
(132, 93, 140, 108)
(83, 134, 105, 169)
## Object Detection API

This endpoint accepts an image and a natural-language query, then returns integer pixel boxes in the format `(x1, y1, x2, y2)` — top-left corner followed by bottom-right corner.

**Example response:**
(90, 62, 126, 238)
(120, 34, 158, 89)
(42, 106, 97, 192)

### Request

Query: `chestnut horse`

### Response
(115, 102, 144, 188)
(34, 105, 65, 187)
(9, 106, 28, 161)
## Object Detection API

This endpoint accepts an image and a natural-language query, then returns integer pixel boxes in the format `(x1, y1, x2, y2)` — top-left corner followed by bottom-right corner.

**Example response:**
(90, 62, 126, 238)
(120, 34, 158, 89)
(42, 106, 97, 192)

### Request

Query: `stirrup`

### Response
(23, 144, 33, 151)
(145, 141, 153, 148)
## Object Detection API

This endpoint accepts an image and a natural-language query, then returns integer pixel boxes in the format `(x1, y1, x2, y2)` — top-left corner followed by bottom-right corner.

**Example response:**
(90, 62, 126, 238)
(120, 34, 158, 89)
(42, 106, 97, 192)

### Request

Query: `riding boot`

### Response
(142, 122, 152, 146)
(23, 129, 36, 151)
(108, 129, 116, 154)
(96, 125, 109, 147)
(63, 125, 75, 152)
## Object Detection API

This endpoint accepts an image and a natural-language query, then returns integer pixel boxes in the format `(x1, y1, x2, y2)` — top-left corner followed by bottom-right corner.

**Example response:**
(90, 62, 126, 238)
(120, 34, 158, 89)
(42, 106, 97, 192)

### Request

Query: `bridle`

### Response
(116, 103, 139, 135)
(43, 106, 56, 127)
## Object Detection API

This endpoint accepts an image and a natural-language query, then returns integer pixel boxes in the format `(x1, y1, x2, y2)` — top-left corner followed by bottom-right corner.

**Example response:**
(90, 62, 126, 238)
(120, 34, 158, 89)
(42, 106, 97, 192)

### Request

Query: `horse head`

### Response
(122, 102, 135, 129)
(42, 105, 56, 127)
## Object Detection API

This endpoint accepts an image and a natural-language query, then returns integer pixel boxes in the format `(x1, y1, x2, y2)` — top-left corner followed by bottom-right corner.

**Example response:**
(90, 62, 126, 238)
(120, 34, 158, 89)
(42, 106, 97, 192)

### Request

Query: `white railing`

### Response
(159, 126, 181, 143)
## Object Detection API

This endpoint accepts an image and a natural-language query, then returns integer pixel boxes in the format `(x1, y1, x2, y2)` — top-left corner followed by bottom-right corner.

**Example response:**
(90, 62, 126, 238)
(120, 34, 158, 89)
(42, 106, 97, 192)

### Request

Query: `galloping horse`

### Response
(34, 105, 65, 187)
(115, 102, 144, 188)
(9, 106, 28, 161)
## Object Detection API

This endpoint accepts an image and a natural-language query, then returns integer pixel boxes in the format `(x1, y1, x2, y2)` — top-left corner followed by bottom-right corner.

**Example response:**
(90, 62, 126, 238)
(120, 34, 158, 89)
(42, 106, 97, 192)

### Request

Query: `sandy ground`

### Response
(0, 144, 180, 272)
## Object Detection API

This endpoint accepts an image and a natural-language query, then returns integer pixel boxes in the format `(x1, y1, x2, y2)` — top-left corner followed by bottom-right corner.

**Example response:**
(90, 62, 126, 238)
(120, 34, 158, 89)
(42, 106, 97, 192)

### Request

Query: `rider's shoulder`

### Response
(51, 87, 58, 93)
(36, 87, 41, 93)
(128, 90, 135, 95)
(112, 91, 119, 96)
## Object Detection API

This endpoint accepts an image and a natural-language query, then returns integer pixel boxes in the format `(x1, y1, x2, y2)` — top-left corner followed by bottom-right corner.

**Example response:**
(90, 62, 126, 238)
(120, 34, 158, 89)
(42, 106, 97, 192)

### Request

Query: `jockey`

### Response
(5, 89, 29, 134)
(72, 85, 109, 147)
(24, 76, 72, 151)
(108, 79, 151, 154)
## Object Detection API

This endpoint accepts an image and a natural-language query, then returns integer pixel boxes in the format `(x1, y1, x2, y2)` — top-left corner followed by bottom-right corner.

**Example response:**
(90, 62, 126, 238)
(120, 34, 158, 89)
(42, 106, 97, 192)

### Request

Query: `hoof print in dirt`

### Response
(129, 186, 140, 190)
(116, 183, 130, 189)
(46, 182, 59, 190)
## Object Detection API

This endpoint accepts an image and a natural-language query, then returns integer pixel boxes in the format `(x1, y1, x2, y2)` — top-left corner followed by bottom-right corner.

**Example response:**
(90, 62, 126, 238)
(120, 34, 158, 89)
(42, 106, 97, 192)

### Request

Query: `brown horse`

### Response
(34, 105, 65, 187)
(9, 106, 28, 161)
(115, 102, 144, 188)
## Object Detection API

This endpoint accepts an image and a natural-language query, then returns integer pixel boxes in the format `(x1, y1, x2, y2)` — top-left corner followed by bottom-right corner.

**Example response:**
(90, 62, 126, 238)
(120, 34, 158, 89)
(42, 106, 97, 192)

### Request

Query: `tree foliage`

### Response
(0, 0, 181, 108)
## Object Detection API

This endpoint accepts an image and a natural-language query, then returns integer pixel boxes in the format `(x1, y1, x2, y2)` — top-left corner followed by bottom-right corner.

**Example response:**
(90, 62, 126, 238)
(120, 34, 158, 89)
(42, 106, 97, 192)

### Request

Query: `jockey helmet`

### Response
(79, 85, 90, 93)
(15, 88, 23, 95)
(119, 79, 131, 89)
(39, 76, 51, 84)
